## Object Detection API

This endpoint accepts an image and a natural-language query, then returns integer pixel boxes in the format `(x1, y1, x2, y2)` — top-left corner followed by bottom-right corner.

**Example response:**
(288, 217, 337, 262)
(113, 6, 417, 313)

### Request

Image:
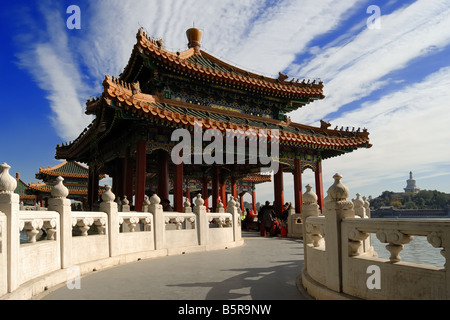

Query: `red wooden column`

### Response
(219, 172, 227, 211)
(252, 188, 257, 214)
(231, 176, 237, 199)
(212, 167, 220, 212)
(135, 140, 147, 212)
(202, 176, 209, 212)
(186, 186, 191, 203)
(174, 163, 184, 212)
(293, 159, 303, 214)
(239, 193, 245, 212)
(315, 160, 324, 213)
(273, 164, 284, 218)
(157, 150, 170, 202)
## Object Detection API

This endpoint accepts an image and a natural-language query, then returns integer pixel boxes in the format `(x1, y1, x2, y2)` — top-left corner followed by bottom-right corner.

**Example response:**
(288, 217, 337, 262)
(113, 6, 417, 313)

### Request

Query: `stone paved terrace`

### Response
(35, 231, 310, 300)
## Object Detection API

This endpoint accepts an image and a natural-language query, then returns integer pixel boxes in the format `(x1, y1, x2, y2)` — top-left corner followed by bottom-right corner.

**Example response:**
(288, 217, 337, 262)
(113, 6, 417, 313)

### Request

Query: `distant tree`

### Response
(370, 189, 450, 210)
(390, 200, 402, 208)
(405, 201, 418, 209)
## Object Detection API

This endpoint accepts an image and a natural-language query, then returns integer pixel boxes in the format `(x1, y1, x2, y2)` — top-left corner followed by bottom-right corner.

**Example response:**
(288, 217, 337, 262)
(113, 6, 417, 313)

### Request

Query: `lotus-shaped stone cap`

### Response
(195, 194, 204, 206)
(150, 194, 161, 205)
(327, 173, 349, 201)
(353, 193, 364, 208)
(303, 184, 318, 205)
(51, 176, 69, 198)
(102, 185, 115, 203)
(0, 163, 17, 193)
(227, 196, 236, 207)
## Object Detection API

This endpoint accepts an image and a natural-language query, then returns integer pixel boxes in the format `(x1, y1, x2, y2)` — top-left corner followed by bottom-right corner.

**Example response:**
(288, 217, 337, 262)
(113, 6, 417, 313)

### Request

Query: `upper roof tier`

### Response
(56, 28, 371, 164)
(35, 161, 105, 180)
(118, 28, 325, 113)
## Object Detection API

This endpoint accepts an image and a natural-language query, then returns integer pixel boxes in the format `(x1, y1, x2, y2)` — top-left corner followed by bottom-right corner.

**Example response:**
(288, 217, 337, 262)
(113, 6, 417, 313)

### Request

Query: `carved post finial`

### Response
(183, 197, 192, 213)
(195, 194, 204, 207)
(327, 173, 349, 201)
(101, 185, 115, 203)
(353, 193, 365, 218)
(217, 197, 223, 209)
(51, 176, 69, 199)
(303, 184, 318, 205)
(0, 162, 17, 193)
(150, 194, 161, 205)
(227, 196, 236, 207)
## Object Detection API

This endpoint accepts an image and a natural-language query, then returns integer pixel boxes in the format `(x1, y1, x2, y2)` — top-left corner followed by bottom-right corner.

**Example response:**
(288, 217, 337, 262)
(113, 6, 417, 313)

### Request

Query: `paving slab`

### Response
(38, 231, 309, 300)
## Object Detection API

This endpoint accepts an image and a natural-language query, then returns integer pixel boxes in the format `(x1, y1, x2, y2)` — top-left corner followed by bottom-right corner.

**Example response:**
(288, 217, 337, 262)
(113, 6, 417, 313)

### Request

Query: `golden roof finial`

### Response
(186, 26, 202, 54)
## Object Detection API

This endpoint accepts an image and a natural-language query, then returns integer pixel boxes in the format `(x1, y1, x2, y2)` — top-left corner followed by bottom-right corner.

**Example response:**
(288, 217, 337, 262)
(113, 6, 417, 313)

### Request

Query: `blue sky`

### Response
(1, 0, 450, 205)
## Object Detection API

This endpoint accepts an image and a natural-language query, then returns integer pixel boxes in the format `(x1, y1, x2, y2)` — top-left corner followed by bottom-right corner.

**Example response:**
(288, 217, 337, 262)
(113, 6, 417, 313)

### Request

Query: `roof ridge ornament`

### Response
(186, 27, 202, 55)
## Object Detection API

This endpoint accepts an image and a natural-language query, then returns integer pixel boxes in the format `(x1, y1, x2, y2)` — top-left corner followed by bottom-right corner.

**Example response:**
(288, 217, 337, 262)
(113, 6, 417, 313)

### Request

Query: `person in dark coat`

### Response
(258, 201, 274, 236)
(162, 199, 174, 211)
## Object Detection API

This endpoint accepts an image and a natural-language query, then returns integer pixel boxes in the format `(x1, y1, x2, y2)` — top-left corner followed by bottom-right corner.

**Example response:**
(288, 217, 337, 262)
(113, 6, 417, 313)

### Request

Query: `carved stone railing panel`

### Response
(348, 227, 369, 256)
(427, 231, 447, 267)
(71, 212, 108, 237)
(305, 216, 325, 248)
(118, 212, 153, 232)
(343, 218, 450, 266)
(166, 216, 185, 230)
(140, 216, 153, 231)
(163, 212, 196, 230)
(376, 229, 413, 262)
(19, 211, 59, 243)
(208, 213, 233, 228)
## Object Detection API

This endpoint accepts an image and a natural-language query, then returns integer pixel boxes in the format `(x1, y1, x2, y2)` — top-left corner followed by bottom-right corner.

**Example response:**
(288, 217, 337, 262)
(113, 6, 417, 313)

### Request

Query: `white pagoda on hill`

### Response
(404, 171, 420, 193)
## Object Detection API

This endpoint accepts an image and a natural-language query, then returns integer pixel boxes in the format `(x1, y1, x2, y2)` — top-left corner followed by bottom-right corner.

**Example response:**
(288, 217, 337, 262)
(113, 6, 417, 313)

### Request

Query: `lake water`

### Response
(370, 234, 445, 268)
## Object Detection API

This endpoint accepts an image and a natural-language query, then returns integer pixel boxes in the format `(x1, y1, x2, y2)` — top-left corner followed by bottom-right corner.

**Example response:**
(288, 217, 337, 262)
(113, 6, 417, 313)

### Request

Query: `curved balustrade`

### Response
(0, 163, 243, 300)
(302, 174, 450, 300)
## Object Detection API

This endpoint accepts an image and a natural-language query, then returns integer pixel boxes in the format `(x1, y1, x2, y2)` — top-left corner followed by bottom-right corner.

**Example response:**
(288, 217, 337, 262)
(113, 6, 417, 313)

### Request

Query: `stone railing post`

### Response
(353, 194, 366, 218)
(121, 196, 130, 212)
(227, 196, 241, 242)
(302, 184, 321, 271)
(302, 184, 320, 243)
(142, 195, 150, 213)
(193, 194, 207, 246)
(183, 198, 192, 213)
(324, 173, 355, 292)
(99, 186, 119, 257)
(148, 194, 164, 250)
(0, 163, 20, 292)
(48, 176, 71, 269)
(363, 196, 371, 218)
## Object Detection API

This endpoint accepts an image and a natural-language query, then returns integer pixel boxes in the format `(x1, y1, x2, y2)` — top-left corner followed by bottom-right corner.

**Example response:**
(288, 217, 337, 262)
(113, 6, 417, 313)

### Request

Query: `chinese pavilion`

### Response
(14, 173, 36, 206)
(27, 161, 105, 207)
(55, 28, 371, 214)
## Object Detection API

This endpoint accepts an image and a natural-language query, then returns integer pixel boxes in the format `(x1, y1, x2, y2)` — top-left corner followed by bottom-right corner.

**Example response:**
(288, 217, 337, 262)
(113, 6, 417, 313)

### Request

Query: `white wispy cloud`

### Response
(288, 0, 450, 126)
(15, 3, 93, 141)
(20, 0, 365, 141)
(79, 0, 363, 80)
(321, 65, 450, 197)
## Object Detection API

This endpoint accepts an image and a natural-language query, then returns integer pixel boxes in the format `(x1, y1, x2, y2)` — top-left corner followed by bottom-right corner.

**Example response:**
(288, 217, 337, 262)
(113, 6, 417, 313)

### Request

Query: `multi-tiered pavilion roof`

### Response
(55, 28, 371, 214)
